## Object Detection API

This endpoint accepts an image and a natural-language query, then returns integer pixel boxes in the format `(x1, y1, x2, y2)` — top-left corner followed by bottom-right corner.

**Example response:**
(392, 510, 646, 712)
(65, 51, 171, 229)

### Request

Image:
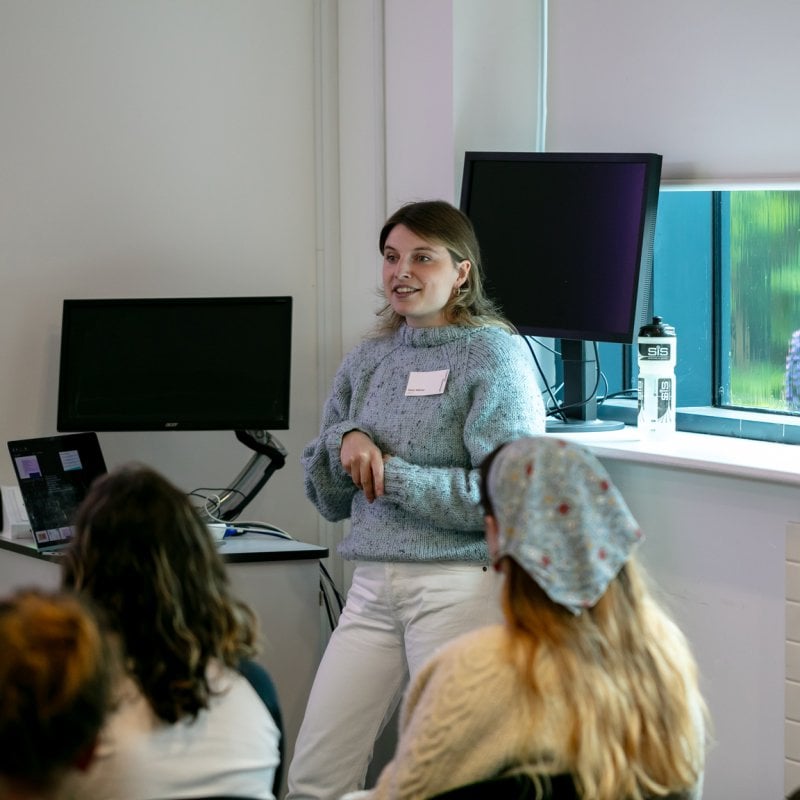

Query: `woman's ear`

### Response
(484, 514, 499, 560)
(456, 259, 471, 289)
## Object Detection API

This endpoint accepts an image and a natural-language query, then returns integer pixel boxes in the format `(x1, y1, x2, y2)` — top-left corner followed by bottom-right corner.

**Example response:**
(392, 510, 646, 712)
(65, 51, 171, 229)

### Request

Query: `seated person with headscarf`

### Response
(345, 436, 709, 800)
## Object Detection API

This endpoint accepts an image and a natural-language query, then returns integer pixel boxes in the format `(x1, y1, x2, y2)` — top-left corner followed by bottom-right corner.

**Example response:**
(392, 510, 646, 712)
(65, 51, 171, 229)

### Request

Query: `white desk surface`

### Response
(0, 530, 328, 563)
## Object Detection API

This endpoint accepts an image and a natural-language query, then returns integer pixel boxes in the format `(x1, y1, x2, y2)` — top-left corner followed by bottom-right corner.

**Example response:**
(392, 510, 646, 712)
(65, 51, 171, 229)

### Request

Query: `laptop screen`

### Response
(7, 432, 107, 550)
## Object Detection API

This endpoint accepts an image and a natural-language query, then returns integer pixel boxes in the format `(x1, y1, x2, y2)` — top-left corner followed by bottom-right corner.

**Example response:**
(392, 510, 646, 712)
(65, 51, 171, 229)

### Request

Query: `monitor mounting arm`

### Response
(205, 430, 287, 522)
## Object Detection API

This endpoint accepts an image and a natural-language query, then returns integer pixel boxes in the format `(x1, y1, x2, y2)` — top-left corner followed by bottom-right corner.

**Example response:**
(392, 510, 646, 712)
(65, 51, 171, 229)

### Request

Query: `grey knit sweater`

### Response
(301, 323, 545, 562)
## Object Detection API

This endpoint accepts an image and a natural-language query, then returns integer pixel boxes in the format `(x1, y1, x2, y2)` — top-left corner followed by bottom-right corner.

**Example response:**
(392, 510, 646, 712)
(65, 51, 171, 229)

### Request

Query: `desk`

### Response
(0, 532, 328, 800)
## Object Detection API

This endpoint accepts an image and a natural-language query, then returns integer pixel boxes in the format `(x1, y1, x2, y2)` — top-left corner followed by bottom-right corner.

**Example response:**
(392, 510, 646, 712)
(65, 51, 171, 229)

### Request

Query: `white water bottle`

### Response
(637, 316, 676, 440)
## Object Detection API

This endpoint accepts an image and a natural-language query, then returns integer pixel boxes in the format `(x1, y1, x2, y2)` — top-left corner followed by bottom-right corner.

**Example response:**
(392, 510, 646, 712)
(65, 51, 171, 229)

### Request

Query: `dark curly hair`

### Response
(62, 463, 258, 723)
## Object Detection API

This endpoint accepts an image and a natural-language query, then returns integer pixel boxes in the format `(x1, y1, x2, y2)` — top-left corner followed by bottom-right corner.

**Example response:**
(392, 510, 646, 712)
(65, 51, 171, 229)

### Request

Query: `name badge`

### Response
(405, 369, 449, 396)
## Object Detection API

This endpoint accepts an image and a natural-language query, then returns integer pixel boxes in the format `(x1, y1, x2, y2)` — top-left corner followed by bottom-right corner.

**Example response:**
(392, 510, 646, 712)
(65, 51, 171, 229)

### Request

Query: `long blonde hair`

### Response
(501, 559, 707, 800)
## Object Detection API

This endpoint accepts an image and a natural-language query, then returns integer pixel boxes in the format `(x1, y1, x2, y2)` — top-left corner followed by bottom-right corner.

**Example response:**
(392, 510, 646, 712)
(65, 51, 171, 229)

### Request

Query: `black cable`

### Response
(597, 370, 610, 406)
(517, 330, 569, 423)
(231, 524, 345, 623)
(192, 496, 347, 630)
(517, 332, 607, 420)
(237, 526, 345, 628)
(601, 387, 639, 401)
(189, 487, 248, 501)
(320, 579, 336, 632)
(543, 340, 605, 417)
(232, 522, 293, 539)
(319, 562, 345, 612)
(188, 487, 248, 521)
(315, 560, 345, 633)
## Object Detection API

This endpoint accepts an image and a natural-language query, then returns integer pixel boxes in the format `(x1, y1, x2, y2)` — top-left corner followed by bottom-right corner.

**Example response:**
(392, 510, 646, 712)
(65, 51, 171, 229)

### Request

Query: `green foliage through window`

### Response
(726, 191, 800, 413)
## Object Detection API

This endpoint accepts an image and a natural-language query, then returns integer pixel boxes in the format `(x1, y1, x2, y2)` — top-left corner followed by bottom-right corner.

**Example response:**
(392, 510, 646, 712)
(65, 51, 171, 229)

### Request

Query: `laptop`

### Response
(7, 432, 107, 555)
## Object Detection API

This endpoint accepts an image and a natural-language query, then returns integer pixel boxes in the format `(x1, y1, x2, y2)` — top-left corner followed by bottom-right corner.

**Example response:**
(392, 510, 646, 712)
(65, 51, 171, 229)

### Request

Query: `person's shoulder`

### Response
(460, 622, 509, 647)
(414, 625, 519, 703)
(207, 662, 282, 731)
(465, 325, 529, 366)
(335, 332, 395, 375)
(345, 330, 397, 359)
(434, 623, 509, 669)
(99, 672, 158, 737)
(468, 322, 513, 340)
(468, 324, 522, 348)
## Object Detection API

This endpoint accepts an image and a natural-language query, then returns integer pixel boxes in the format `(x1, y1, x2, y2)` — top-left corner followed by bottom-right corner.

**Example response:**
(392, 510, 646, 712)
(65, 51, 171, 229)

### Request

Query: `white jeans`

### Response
(285, 560, 503, 800)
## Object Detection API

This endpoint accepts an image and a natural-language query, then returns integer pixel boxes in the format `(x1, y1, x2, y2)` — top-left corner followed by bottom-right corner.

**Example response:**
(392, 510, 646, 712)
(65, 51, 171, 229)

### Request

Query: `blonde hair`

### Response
(501, 559, 707, 800)
(374, 200, 514, 334)
(0, 589, 110, 794)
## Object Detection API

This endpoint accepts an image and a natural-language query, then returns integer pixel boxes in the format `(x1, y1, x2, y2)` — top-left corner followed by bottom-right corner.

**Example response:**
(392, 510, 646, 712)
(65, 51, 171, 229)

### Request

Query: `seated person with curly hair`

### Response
(58, 463, 283, 800)
(0, 588, 111, 800)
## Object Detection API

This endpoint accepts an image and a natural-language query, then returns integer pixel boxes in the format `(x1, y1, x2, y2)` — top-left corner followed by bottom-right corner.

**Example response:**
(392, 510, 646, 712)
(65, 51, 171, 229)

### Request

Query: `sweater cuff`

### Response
(326, 422, 374, 465)
(382, 456, 412, 502)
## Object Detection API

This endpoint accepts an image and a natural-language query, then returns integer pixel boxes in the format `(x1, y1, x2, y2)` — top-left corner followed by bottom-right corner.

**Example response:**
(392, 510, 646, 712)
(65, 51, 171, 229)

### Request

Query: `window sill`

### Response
(598, 399, 800, 445)
(556, 424, 800, 488)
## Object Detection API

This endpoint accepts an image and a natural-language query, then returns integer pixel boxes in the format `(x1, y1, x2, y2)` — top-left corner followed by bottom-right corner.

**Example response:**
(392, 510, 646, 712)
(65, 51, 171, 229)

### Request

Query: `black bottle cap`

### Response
(638, 315, 675, 337)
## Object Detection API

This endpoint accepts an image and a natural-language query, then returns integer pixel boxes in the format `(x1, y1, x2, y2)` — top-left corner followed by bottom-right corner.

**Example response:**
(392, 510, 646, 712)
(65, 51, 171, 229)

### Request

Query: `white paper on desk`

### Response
(405, 369, 449, 396)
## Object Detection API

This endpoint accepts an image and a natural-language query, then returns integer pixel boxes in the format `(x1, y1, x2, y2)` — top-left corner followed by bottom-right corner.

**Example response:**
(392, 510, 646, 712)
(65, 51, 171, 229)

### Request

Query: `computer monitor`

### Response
(57, 296, 292, 432)
(460, 151, 662, 431)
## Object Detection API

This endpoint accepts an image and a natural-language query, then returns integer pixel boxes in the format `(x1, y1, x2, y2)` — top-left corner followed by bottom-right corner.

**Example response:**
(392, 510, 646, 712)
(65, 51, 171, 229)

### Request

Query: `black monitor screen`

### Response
(460, 152, 661, 343)
(57, 296, 292, 432)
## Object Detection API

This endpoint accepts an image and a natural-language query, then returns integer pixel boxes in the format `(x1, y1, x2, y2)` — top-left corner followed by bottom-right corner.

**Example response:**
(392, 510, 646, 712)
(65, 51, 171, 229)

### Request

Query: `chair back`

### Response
(427, 772, 579, 799)
(237, 658, 284, 796)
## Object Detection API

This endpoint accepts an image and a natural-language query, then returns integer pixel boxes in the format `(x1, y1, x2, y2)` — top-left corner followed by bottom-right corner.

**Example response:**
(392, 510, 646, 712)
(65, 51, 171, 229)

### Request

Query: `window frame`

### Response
(596, 185, 800, 445)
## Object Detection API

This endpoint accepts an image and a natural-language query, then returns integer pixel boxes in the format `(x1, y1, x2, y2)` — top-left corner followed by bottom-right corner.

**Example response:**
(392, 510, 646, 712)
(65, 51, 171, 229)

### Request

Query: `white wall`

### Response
(0, 1, 322, 540)
(787, 524, 800, 793)
(601, 456, 792, 799)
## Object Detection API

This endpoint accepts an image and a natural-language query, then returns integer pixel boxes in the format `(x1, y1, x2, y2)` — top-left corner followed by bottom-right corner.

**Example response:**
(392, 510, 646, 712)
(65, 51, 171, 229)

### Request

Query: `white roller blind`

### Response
(454, 0, 545, 183)
(546, 0, 800, 183)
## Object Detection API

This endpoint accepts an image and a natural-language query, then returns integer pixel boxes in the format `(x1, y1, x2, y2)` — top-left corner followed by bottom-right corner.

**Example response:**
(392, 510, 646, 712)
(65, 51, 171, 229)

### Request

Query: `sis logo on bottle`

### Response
(639, 342, 672, 361)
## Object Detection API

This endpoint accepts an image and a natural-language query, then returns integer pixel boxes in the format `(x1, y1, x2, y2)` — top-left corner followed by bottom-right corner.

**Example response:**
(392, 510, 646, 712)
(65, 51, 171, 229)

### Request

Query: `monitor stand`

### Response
(197, 430, 287, 521)
(546, 339, 624, 433)
(546, 417, 624, 433)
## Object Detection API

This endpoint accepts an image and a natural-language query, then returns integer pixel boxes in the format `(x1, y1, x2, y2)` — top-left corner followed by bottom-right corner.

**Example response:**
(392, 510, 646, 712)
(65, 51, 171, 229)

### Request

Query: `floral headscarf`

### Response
(487, 436, 643, 615)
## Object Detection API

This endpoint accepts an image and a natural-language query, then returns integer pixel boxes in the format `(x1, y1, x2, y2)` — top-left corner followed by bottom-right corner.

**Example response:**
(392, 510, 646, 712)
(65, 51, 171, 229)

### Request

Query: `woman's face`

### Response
(382, 224, 470, 328)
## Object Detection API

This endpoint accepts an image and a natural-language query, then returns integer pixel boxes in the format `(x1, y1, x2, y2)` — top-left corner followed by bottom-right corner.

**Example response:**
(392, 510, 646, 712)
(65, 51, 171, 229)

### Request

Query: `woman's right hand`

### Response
(340, 431, 385, 503)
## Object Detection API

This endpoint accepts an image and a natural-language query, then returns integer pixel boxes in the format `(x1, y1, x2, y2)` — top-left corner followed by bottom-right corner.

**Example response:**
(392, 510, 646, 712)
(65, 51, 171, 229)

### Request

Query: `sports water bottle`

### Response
(637, 316, 676, 440)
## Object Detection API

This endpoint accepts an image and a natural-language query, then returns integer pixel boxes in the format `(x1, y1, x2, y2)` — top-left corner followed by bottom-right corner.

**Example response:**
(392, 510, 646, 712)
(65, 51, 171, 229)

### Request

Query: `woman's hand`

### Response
(340, 431, 385, 503)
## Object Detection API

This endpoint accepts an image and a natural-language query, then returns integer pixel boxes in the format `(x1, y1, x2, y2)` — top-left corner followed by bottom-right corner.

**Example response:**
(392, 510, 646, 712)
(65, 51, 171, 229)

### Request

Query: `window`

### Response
(598, 187, 800, 444)
(721, 191, 800, 414)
